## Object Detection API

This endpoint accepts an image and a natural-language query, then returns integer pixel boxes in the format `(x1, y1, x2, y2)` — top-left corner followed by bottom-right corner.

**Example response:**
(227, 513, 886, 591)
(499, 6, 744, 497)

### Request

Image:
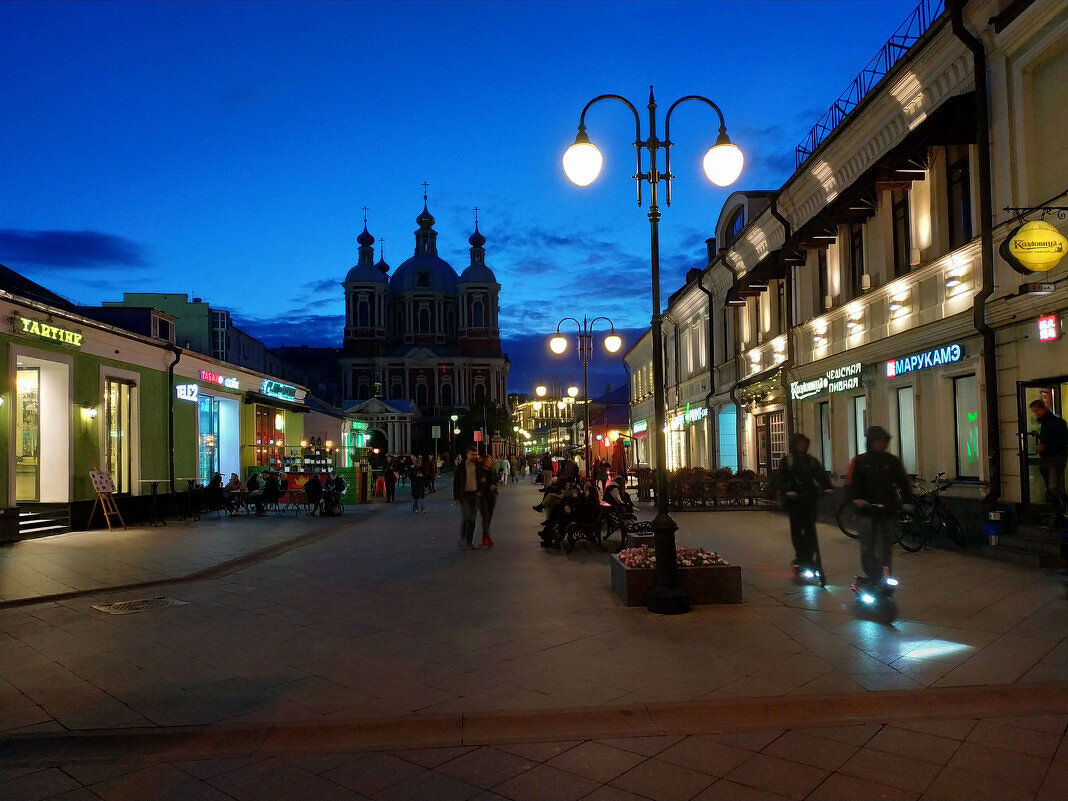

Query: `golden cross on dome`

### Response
(421, 181, 429, 200)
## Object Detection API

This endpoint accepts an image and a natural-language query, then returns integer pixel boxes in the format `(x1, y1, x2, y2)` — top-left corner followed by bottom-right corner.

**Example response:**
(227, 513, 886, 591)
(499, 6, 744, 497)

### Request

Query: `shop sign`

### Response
(1000, 220, 1067, 275)
(351, 420, 368, 430)
(790, 362, 862, 400)
(17, 316, 83, 348)
(261, 378, 297, 401)
(200, 370, 239, 389)
(885, 342, 963, 378)
(175, 383, 199, 402)
(632, 419, 648, 434)
(1038, 314, 1060, 342)
(683, 405, 708, 424)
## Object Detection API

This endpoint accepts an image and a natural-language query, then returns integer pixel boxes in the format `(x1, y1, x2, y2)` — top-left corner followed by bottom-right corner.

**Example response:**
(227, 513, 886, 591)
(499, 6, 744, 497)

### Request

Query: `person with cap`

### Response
(774, 432, 834, 574)
(1029, 398, 1067, 529)
(846, 425, 913, 589)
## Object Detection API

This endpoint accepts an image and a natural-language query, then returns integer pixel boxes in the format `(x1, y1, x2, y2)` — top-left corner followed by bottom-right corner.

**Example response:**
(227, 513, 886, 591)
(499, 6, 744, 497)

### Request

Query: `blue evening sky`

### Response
(1, 0, 917, 397)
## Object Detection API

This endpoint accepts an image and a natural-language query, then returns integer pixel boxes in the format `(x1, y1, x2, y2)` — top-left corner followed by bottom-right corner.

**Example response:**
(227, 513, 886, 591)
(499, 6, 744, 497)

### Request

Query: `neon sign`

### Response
(18, 317, 83, 347)
(200, 370, 239, 389)
(175, 384, 199, 402)
(886, 343, 962, 378)
(632, 419, 648, 433)
(261, 379, 297, 400)
(683, 405, 709, 424)
(791, 362, 862, 400)
(1038, 315, 1059, 342)
(351, 420, 368, 430)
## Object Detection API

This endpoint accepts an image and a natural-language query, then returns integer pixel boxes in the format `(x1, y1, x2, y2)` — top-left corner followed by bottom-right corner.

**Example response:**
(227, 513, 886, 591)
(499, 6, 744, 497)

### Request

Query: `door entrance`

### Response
(15, 367, 40, 502)
(754, 410, 786, 477)
(1018, 378, 1068, 523)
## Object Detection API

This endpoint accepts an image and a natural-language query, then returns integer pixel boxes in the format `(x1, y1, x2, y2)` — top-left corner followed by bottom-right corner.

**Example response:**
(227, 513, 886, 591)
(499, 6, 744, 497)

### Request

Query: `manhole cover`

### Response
(92, 597, 188, 615)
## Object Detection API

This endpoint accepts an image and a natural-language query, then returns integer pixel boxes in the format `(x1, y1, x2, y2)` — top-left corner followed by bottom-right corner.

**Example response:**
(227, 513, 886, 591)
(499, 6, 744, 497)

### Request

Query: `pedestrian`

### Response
(846, 425, 913, 588)
(384, 455, 397, 503)
(303, 473, 323, 516)
(1030, 398, 1068, 528)
(495, 455, 509, 486)
(774, 432, 834, 574)
(479, 454, 500, 547)
(539, 452, 553, 487)
(426, 454, 438, 493)
(452, 445, 481, 549)
(410, 458, 427, 513)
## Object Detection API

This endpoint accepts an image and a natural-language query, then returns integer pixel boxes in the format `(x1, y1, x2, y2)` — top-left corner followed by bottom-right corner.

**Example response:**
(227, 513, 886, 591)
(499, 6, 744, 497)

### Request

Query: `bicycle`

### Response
(895, 472, 966, 552)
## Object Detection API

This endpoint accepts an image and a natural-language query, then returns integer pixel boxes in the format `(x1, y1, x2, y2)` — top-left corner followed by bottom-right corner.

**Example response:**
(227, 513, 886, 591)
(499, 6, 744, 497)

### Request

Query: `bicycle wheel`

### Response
(836, 501, 860, 539)
(935, 508, 966, 546)
(896, 510, 927, 552)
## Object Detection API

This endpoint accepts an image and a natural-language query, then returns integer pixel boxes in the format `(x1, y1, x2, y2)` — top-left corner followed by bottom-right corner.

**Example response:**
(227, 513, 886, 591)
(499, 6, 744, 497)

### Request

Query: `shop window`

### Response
(818, 401, 832, 474)
(718, 406, 738, 471)
(947, 156, 972, 250)
(896, 386, 917, 475)
(953, 374, 980, 479)
(105, 379, 134, 494)
(892, 190, 911, 277)
(852, 395, 868, 458)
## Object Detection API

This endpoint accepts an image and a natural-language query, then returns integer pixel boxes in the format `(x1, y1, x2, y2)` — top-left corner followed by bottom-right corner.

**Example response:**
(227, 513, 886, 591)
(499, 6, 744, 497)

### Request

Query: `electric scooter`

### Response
(848, 502, 900, 621)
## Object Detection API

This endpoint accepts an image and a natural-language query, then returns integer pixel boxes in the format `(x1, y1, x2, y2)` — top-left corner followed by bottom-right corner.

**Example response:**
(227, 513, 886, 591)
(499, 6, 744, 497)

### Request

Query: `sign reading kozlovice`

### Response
(885, 342, 963, 378)
(790, 363, 862, 401)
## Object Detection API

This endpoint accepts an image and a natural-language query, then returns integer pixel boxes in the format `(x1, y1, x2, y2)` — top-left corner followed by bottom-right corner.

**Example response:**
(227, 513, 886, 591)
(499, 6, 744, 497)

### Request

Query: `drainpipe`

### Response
(768, 195, 795, 442)
(167, 345, 182, 493)
(950, 0, 1001, 512)
(698, 245, 718, 468)
(724, 248, 746, 469)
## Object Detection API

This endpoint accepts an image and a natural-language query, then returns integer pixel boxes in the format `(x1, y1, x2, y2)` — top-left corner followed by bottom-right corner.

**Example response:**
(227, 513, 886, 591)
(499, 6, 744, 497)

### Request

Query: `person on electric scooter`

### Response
(846, 425, 912, 592)
(774, 432, 834, 576)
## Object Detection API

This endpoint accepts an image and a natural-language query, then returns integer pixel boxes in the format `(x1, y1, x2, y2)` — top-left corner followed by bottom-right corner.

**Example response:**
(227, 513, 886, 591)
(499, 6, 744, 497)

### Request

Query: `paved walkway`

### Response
(1, 478, 1066, 799)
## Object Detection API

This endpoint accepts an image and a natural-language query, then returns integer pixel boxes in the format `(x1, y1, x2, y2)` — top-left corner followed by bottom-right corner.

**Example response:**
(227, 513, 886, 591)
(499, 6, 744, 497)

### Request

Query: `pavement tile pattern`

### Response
(1, 477, 1067, 799)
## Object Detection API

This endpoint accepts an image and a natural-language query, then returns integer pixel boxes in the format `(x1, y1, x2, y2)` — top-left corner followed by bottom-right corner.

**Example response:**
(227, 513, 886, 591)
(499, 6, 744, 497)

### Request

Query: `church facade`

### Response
(336, 201, 510, 447)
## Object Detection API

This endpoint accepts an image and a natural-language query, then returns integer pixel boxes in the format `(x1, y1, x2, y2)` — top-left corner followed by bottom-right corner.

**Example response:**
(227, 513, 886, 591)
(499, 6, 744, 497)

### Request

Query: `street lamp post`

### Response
(563, 86, 743, 615)
(535, 378, 578, 457)
(549, 316, 622, 476)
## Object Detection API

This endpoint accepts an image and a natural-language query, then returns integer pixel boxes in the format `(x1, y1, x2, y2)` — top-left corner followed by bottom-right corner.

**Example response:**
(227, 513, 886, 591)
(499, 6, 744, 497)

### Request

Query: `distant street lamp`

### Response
(547, 315, 621, 474)
(535, 377, 578, 455)
(562, 86, 743, 615)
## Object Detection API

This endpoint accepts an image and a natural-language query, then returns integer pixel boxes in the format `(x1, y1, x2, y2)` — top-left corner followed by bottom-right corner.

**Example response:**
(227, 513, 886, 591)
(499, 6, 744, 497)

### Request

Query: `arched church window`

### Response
(417, 270, 431, 288)
(395, 307, 405, 336)
(357, 382, 370, 401)
(419, 307, 431, 334)
(447, 308, 455, 335)
(358, 300, 369, 328)
(440, 382, 453, 407)
(473, 383, 486, 404)
(416, 383, 428, 407)
(472, 300, 484, 328)
(391, 381, 403, 400)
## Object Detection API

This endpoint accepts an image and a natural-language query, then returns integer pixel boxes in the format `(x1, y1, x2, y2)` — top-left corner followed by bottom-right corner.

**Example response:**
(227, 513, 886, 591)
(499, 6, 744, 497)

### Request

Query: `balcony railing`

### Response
(795, 0, 946, 169)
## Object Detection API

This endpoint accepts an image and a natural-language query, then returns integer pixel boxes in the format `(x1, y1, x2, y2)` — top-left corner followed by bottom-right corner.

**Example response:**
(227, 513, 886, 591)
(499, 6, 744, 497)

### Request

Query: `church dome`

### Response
(345, 224, 388, 284)
(390, 252, 458, 292)
(458, 262, 497, 283)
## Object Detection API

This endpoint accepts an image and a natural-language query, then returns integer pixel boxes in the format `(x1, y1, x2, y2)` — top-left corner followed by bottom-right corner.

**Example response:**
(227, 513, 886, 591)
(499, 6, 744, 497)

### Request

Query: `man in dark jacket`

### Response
(847, 425, 912, 586)
(775, 432, 833, 572)
(1031, 398, 1068, 527)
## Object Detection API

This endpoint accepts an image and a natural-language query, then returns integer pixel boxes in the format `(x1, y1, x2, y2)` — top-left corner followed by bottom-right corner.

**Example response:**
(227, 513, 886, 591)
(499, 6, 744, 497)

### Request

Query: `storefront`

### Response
(631, 418, 649, 466)
(788, 360, 863, 476)
(666, 404, 710, 470)
(737, 367, 785, 477)
(174, 368, 244, 482)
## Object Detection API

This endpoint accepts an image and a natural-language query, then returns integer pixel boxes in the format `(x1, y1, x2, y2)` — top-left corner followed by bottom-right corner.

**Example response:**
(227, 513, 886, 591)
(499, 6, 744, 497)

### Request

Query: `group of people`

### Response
(452, 445, 503, 548)
(382, 454, 439, 510)
(530, 469, 634, 549)
(203, 469, 346, 517)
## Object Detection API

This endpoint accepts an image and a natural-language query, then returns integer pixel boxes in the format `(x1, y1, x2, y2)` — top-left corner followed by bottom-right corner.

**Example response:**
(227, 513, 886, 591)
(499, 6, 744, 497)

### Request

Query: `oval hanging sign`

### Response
(1000, 220, 1067, 275)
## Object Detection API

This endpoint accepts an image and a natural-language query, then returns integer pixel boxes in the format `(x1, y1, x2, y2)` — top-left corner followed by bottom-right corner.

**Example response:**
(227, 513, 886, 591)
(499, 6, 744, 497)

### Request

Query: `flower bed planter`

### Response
(610, 554, 743, 606)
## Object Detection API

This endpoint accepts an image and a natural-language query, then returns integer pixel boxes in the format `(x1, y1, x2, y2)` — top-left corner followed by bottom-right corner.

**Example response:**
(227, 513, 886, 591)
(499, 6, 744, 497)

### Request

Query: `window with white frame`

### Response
(896, 385, 917, 475)
(852, 395, 867, 458)
(953, 374, 980, 479)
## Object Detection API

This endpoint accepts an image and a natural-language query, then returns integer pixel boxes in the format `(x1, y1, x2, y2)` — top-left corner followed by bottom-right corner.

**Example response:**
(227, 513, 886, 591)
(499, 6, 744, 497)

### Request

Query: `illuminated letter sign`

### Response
(200, 370, 239, 390)
(351, 420, 368, 431)
(175, 384, 199, 402)
(18, 316, 84, 348)
(1001, 220, 1067, 275)
(1038, 314, 1060, 342)
(261, 379, 298, 401)
(885, 343, 963, 378)
(683, 405, 709, 425)
(790, 362, 862, 400)
(632, 419, 648, 433)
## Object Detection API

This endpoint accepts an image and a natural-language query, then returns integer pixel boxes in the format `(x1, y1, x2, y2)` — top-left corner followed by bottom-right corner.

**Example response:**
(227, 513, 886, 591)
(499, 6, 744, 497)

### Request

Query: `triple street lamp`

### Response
(562, 86, 744, 615)
(547, 316, 621, 474)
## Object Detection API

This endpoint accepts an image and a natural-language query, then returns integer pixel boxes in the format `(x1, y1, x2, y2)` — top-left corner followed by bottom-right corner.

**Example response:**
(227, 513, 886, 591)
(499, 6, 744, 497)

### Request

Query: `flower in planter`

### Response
(617, 545, 728, 569)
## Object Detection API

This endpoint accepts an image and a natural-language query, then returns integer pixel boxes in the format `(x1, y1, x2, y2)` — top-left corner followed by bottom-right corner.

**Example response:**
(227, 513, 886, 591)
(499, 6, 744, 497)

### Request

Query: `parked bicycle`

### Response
(836, 471, 966, 551)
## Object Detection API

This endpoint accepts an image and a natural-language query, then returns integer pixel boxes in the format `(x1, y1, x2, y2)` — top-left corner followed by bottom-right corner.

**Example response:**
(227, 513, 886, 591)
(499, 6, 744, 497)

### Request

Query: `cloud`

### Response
(232, 311, 345, 348)
(306, 278, 341, 296)
(0, 229, 146, 269)
(502, 331, 633, 399)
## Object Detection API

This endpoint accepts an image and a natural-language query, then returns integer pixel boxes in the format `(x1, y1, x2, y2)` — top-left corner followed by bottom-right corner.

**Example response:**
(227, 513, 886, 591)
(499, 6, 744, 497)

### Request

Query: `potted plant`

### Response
(610, 545, 743, 606)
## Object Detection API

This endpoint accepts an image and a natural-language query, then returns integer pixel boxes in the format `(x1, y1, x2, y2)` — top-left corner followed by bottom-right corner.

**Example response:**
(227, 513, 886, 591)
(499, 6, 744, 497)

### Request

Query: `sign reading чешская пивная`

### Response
(790, 363, 862, 401)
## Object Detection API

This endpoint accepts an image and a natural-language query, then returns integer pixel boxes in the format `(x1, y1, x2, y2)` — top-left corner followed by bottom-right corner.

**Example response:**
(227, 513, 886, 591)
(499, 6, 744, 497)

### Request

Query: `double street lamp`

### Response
(534, 379, 578, 454)
(562, 87, 744, 615)
(548, 316, 622, 474)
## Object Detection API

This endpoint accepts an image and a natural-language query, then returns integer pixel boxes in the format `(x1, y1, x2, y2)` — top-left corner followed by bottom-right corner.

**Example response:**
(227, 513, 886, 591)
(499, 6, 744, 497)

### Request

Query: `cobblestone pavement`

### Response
(1, 478, 1066, 799)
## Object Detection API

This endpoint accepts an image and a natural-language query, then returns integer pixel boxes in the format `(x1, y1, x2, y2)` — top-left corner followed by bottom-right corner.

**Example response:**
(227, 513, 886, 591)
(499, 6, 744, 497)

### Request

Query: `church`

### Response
(325, 198, 510, 453)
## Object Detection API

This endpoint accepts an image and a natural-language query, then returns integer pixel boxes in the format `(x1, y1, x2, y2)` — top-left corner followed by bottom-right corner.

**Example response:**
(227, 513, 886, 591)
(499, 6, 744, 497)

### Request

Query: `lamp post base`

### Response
(645, 511, 691, 615)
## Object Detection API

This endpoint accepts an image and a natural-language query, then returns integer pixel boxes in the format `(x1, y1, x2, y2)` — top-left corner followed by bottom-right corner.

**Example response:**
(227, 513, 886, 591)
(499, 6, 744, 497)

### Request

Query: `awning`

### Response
(244, 391, 310, 413)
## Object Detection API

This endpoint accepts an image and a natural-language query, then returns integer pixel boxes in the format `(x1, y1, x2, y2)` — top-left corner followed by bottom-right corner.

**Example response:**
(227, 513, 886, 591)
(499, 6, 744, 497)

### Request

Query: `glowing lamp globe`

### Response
(549, 335, 568, 354)
(557, 400, 566, 410)
(567, 385, 579, 398)
(702, 136, 744, 187)
(604, 333, 622, 353)
(535, 385, 548, 397)
(562, 132, 603, 187)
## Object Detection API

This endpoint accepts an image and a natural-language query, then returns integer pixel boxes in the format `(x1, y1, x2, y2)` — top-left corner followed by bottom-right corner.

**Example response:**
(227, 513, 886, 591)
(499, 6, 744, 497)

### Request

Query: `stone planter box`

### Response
(610, 554, 743, 607)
